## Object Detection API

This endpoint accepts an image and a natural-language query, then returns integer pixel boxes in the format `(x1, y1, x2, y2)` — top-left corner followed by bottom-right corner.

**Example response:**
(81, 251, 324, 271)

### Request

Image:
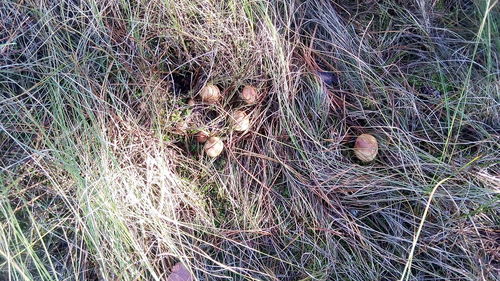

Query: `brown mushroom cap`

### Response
(240, 85, 258, 104)
(200, 84, 221, 104)
(195, 130, 209, 143)
(204, 136, 224, 157)
(231, 110, 250, 132)
(354, 134, 378, 162)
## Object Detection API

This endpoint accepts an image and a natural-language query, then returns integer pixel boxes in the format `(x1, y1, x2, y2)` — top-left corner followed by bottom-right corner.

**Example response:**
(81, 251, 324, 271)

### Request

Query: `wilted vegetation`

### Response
(1, 0, 498, 280)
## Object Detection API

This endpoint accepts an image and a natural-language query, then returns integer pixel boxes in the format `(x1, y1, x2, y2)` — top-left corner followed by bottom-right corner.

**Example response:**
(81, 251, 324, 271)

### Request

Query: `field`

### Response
(0, 0, 499, 280)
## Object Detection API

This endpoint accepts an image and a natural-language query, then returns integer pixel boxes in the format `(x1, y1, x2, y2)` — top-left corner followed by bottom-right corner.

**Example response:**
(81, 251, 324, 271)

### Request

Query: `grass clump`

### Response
(1, 0, 498, 280)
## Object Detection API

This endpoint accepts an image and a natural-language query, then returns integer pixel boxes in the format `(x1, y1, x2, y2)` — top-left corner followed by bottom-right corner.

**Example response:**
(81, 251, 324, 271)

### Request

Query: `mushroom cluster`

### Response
(177, 83, 260, 158)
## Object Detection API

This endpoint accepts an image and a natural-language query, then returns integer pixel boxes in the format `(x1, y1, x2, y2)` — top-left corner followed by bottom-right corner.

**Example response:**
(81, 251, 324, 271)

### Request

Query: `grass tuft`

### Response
(1, 0, 498, 280)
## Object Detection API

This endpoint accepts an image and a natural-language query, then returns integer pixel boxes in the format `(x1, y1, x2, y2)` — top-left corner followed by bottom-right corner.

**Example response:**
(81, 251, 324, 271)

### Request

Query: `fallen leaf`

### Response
(167, 262, 193, 281)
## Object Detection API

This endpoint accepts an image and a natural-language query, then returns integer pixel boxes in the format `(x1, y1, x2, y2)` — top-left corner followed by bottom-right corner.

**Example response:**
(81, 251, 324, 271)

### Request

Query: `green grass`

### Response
(1, 0, 499, 280)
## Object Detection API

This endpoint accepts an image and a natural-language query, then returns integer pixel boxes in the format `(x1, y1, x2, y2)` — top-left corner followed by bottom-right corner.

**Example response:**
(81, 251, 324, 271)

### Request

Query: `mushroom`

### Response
(240, 85, 258, 104)
(187, 98, 195, 106)
(354, 134, 378, 162)
(204, 136, 224, 157)
(195, 130, 209, 143)
(200, 84, 221, 104)
(231, 110, 250, 132)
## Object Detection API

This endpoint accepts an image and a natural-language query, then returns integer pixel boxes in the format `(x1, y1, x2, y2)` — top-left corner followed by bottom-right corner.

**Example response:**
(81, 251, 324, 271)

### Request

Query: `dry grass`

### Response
(1, 0, 499, 280)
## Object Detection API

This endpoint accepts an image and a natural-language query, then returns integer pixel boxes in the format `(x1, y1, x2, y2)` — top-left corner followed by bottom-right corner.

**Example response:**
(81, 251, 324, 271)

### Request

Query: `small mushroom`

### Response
(204, 136, 224, 158)
(195, 130, 209, 143)
(354, 134, 378, 162)
(240, 85, 258, 104)
(200, 84, 221, 104)
(231, 110, 250, 132)
(187, 98, 195, 106)
(167, 262, 192, 281)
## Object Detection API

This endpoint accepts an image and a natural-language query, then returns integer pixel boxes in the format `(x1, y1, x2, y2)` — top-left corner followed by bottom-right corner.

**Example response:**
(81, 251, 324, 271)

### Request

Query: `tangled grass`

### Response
(1, 0, 498, 280)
